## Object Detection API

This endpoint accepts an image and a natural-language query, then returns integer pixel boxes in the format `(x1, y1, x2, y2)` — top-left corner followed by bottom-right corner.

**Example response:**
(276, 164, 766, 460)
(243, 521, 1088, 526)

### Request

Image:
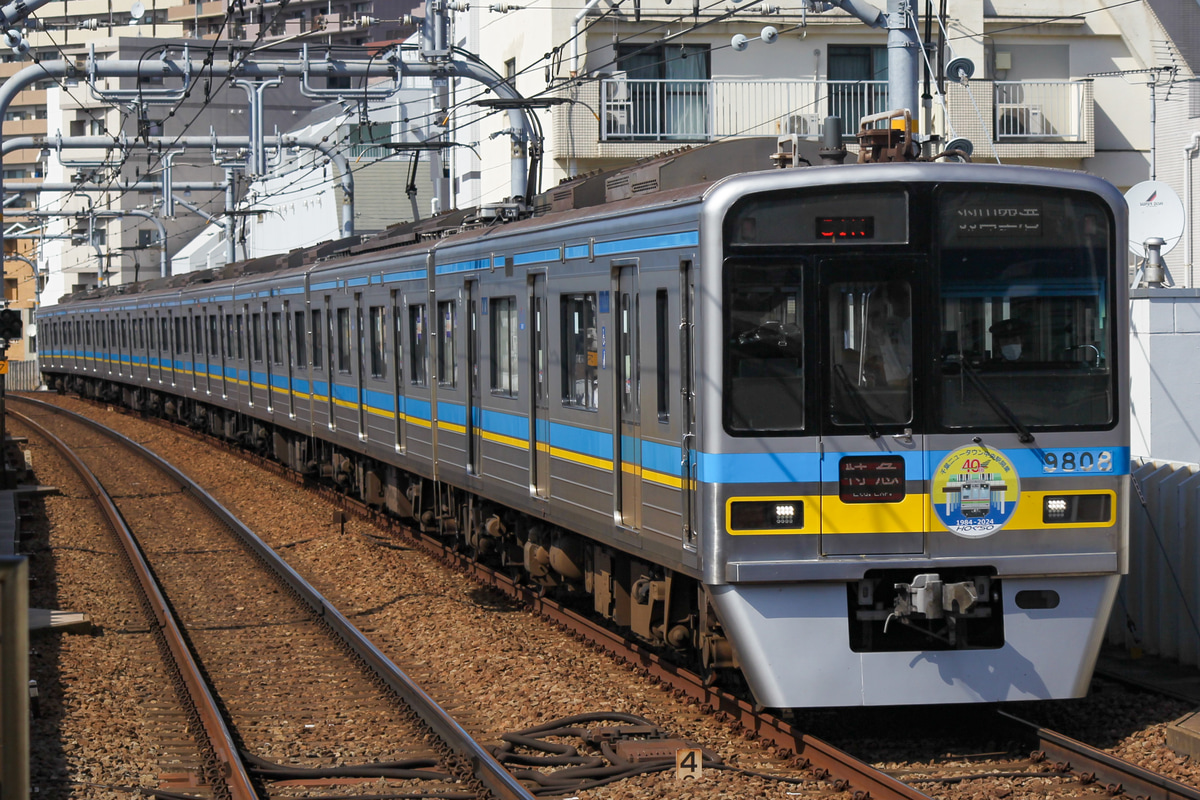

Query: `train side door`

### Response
(392, 289, 405, 453)
(818, 259, 925, 556)
(466, 280, 482, 475)
(530, 272, 549, 499)
(680, 260, 697, 551)
(614, 262, 641, 530)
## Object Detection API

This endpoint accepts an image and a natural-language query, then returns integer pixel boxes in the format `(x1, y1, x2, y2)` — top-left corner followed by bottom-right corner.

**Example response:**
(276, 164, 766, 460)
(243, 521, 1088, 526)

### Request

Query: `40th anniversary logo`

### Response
(932, 445, 1020, 538)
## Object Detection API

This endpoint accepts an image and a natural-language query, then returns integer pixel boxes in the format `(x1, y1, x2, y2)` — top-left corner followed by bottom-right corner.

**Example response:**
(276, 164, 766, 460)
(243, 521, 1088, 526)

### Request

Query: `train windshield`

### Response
(935, 187, 1114, 429)
(724, 262, 804, 432)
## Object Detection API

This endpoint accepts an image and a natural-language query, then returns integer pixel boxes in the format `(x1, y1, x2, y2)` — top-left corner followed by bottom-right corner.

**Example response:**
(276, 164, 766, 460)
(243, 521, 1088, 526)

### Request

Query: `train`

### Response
(37, 136, 1130, 707)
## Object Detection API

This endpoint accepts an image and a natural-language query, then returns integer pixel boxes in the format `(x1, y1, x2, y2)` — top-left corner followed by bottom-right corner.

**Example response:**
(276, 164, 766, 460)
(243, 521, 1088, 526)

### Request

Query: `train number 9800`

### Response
(1042, 450, 1113, 473)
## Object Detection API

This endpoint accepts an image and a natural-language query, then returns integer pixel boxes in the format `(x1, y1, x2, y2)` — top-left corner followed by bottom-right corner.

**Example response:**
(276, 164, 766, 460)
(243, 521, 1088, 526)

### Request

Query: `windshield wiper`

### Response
(956, 360, 1035, 443)
(833, 364, 880, 439)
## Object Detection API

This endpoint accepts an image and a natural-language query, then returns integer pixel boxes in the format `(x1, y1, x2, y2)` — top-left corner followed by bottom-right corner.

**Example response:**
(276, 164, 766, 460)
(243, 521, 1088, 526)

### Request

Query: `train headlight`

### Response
(1042, 494, 1112, 524)
(729, 500, 804, 531)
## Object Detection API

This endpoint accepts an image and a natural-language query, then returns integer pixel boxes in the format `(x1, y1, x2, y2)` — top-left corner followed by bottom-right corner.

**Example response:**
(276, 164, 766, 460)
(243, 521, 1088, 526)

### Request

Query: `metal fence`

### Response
(1107, 459, 1200, 666)
(5, 359, 41, 392)
(993, 81, 1087, 142)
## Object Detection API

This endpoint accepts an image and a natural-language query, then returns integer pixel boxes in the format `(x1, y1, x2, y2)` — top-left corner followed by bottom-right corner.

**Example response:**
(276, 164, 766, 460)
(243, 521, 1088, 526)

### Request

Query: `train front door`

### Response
(818, 259, 926, 556)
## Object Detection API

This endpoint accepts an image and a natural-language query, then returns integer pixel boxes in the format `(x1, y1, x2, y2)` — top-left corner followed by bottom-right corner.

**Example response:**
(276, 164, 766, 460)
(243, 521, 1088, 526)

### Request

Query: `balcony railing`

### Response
(596, 77, 1091, 148)
(993, 81, 1087, 142)
(600, 78, 890, 142)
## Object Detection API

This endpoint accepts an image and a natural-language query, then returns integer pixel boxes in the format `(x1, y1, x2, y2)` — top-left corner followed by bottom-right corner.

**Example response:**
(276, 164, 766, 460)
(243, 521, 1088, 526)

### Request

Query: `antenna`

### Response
(1125, 180, 1185, 260)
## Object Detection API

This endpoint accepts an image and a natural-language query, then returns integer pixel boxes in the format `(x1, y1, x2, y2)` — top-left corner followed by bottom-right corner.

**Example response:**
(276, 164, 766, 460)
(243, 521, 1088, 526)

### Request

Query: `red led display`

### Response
(816, 216, 875, 240)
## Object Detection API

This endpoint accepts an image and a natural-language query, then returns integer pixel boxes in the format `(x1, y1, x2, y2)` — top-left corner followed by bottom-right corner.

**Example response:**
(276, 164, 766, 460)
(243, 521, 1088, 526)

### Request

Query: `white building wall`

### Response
(1129, 291, 1200, 465)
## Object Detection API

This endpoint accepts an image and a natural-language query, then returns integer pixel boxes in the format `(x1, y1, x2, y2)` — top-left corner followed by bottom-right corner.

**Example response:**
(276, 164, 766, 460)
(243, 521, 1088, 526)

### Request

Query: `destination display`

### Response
(839, 456, 906, 503)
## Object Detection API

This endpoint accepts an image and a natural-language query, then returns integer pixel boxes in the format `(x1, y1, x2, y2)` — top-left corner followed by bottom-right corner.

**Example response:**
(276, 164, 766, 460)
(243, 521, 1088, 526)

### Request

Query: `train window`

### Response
(337, 307, 352, 373)
(225, 315, 235, 358)
(436, 301, 456, 388)
(120, 319, 128, 349)
(724, 264, 803, 433)
(935, 187, 1114, 430)
(272, 312, 284, 365)
(109, 320, 117, 349)
(312, 310, 324, 370)
(160, 319, 168, 353)
(619, 290, 639, 418)
(828, 281, 913, 427)
(409, 304, 427, 386)
(236, 314, 245, 359)
(147, 318, 155, 350)
(193, 317, 204, 359)
(369, 306, 386, 378)
(172, 317, 181, 353)
(561, 293, 598, 411)
(392, 303, 403, 384)
(656, 289, 669, 422)
(210, 315, 220, 357)
(490, 297, 518, 397)
(252, 313, 263, 362)
(295, 311, 307, 366)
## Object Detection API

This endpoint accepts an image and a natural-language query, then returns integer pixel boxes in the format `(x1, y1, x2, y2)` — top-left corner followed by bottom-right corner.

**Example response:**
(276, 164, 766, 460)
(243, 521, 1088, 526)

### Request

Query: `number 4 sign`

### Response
(676, 748, 702, 780)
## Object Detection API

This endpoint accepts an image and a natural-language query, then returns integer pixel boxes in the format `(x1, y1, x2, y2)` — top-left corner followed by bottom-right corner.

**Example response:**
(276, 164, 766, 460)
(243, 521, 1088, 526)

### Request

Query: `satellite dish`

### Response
(1125, 180, 1184, 259)
(130, 1, 145, 21)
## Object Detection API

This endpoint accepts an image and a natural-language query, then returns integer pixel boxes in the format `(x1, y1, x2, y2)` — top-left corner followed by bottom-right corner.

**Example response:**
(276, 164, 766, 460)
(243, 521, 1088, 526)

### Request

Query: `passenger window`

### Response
(436, 301, 456, 388)
(225, 315, 235, 358)
(295, 311, 307, 365)
(236, 314, 245, 360)
(311, 309, 324, 369)
(337, 307, 352, 373)
(490, 297, 518, 397)
(561, 293, 598, 410)
(409, 304, 427, 386)
(209, 315, 220, 357)
(252, 313, 263, 361)
(369, 306, 386, 378)
(193, 317, 204, 358)
(392, 303, 404, 384)
(656, 289, 669, 422)
(272, 312, 284, 365)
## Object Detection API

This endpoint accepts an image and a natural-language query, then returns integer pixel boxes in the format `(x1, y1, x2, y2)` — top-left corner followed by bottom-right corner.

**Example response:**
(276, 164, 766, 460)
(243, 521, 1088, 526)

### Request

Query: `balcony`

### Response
(554, 77, 1093, 162)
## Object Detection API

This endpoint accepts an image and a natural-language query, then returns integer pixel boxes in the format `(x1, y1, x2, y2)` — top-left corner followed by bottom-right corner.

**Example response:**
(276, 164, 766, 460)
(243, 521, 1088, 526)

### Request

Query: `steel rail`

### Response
(998, 711, 1200, 800)
(10, 395, 537, 800)
(8, 407, 259, 800)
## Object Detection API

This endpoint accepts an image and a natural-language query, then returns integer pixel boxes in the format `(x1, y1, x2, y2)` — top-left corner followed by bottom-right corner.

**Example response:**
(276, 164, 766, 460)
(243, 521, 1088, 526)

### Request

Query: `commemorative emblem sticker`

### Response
(932, 445, 1020, 538)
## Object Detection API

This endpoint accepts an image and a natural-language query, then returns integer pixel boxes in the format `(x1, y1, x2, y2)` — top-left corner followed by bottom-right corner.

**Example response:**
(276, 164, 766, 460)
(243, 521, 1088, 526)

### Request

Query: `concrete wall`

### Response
(1129, 289, 1200, 465)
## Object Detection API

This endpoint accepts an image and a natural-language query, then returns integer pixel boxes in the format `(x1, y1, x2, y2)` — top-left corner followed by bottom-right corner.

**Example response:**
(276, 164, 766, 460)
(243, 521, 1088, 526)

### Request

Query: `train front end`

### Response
(698, 163, 1128, 707)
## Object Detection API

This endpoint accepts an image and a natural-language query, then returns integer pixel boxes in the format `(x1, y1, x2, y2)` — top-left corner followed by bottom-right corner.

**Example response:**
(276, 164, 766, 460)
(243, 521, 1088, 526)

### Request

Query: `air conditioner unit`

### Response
(606, 108, 629, 136)
(787, 113, 822, 137)
(996, 104, 1044, 136)
(606, 71, 630, 102)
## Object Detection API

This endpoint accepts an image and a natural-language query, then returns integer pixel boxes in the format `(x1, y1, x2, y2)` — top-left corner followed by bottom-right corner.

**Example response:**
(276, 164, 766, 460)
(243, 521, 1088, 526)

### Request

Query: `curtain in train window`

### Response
(490, 297, 518, 397)
(561, 293, 599, 410)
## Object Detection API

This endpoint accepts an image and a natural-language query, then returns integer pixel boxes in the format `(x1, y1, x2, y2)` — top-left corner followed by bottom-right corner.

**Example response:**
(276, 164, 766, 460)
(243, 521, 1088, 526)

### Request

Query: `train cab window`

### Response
(409, 304, 428, 386)
(272, 312, 284, 365)
(210, 315, 220, 357)
(828, 281, 913, 427)
(561, 293, 599, 410)
(251, 313, 263, 361)
(724, 264, 803, 433)
(295, 311, 307, 366)
(935, 187, 1114, 430)
(312, 310, 324, 370)
(369, 306, 386, 378)
(490, 297, 518, 397)
(336, 307, 352, 373)
(436, 301, 456, 388)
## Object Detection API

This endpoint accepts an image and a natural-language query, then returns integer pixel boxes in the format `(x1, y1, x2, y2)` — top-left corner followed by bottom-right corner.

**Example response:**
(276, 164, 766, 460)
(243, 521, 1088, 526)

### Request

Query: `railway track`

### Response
(12, 397, 532, 800)
(15, 392, 1200, 800)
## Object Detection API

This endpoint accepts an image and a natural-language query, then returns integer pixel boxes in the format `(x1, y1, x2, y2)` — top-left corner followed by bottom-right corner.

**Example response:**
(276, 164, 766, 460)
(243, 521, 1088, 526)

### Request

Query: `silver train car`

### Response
(38, 157, 1129, 707)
